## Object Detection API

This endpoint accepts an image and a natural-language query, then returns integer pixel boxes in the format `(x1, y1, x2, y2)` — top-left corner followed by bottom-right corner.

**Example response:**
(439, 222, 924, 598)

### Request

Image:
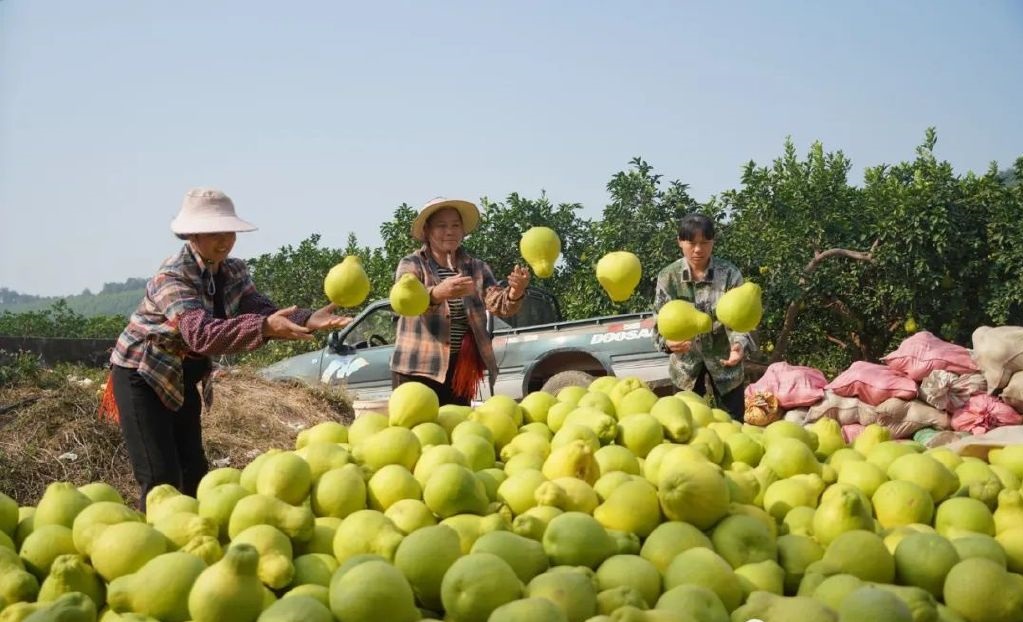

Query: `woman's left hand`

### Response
(307, 304, 354, 332)
(720, 344, 744, 367)
(507, 265, 531, 300)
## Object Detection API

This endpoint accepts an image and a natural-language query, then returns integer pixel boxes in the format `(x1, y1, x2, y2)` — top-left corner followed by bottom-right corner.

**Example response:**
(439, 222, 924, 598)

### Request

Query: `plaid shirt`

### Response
(390, 245, 523, 385)
(652, 256, 754, 395)
(111, 243, 311, 410)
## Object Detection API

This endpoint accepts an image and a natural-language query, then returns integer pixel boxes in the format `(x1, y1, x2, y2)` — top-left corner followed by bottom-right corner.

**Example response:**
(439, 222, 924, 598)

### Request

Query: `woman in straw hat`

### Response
(391, 198, 530, 405)
(105, 188, 351, 508)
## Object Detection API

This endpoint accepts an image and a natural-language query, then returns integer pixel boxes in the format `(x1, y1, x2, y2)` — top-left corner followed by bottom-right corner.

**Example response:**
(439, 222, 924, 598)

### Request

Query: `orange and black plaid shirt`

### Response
(389, 245, 523, 385)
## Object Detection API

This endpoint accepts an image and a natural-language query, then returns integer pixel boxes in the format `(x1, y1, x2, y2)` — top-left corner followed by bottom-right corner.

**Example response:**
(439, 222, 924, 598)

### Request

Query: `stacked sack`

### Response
(813, 361, 921, 443)
(746, 327, 1023, 446)
(878, 331, 982, 442)
(950, 326, 1023, 435)
(918, 370, 986, 414)
(744, 362, 827, 427)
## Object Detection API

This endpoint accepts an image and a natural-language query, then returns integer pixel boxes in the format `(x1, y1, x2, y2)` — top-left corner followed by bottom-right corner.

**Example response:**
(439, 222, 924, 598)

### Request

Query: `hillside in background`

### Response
(0, 278, 146, 317)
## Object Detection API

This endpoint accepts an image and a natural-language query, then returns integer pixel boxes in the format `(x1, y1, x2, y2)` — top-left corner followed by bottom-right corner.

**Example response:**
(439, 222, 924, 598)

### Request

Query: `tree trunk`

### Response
(770, 241, 878, 363)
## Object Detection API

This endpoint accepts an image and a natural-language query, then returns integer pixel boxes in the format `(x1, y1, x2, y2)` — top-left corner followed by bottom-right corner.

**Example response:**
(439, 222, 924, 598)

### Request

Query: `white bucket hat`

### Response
(411, 197, 480, 242)
(170, 188, 258, 236)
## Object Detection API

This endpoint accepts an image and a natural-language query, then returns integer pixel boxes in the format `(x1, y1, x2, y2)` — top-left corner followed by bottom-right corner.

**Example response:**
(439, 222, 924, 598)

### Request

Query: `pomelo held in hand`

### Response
(656, 300, 712, 341)
(596, 251, 642, 302)
(714, 281, 763, 332)
(390, 273, 430, 317)
(324, 255, 371, 308)
(520, 227, 561, 279)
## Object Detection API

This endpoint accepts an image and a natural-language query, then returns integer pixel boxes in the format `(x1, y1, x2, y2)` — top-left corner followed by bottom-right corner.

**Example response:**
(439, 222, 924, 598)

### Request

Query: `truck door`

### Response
(321, 304, 399, 400)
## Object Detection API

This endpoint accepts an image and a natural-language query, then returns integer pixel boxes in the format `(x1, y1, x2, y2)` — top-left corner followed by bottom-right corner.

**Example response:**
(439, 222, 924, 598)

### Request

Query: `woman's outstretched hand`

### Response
(263, 306, 313, 341)
(307, 303, 354, 332)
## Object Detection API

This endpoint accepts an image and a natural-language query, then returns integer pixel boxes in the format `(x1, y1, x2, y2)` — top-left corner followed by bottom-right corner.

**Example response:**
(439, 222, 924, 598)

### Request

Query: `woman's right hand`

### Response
(431, 275, 476, 301)
(262, 306, 314, 341)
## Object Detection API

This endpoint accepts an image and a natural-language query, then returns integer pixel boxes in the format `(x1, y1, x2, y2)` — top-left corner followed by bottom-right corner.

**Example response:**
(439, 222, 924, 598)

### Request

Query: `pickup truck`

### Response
(260, 286, 674, 401)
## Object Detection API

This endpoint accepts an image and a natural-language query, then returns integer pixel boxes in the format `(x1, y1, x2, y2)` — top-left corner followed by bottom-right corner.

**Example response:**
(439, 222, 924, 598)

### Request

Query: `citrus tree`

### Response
(716, 139, 873, 373)
(464, 192, 591, 316)
(718, 129, 1021, 374)
(578, 157, 710, 319)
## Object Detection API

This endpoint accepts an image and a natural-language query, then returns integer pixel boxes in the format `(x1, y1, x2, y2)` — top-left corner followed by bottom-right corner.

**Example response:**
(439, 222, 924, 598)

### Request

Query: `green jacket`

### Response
(652, 256, 754, 394)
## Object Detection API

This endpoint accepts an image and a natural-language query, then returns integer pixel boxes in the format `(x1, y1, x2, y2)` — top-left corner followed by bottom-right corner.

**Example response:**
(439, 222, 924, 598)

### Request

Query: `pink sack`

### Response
(882, 331, 978, 382)
(918, 370, 987, 413)
(825, 361, 919, 406)
(842, 424, 866, 444)
(950, 394, 1022, 435)
(745, 362, 828, 409)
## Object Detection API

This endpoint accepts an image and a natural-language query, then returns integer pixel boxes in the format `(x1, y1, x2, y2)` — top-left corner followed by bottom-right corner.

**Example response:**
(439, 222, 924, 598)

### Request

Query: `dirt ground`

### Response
(0, 366, 352, 507)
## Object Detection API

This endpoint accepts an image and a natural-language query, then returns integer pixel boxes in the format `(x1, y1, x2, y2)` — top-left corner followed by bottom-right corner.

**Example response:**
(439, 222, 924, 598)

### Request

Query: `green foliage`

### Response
(718, 139, 868, 373)
(4, 131, 1020, 377)
(240, 208, 420, 366)
(347, 203, 418, 303)
(465, 193, 592, 316)
(0, 350, 44, 386)
(240, 234, 342, 365)
(982, 157, 1023, 324)
(377, 203, 421, 271)
(0, 300, 125, 338)
(860, 128, 988, 349)
(246, 233, 344, 311)
(583, 157, 717, 319)
(718, 130, 1021, 374)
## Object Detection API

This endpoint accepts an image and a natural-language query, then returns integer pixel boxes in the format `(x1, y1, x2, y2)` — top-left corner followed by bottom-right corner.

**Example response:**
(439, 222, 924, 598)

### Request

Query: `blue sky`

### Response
(2, 1, 1021, 296)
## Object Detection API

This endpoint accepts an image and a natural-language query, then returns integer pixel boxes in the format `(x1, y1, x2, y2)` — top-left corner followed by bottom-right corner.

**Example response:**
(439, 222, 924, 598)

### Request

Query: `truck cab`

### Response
(260, 286, 672, 400)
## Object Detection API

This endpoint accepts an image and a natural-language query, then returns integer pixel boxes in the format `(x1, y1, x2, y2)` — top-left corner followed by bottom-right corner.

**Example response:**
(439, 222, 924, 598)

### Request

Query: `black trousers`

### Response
(693, 372, 746, 422)
(392, 353, 470, 406)
(112, 359, 210, 510)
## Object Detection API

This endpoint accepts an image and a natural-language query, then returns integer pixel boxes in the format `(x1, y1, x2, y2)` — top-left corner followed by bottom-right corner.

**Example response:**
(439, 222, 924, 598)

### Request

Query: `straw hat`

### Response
(411, 198, 480, 242)
(170, 188, 258, 236)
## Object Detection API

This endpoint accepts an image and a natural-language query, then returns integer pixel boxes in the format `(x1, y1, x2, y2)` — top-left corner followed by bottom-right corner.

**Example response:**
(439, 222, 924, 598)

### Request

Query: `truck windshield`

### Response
(345, 307, 399, 348)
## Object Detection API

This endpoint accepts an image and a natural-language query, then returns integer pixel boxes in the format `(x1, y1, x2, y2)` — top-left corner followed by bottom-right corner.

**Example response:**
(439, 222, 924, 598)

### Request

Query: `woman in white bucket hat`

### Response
(104, 188, 351, 509)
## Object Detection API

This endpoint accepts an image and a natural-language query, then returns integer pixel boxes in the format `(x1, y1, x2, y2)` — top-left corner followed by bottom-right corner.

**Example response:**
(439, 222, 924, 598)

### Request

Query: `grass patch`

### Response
(0, 361, 352, 507)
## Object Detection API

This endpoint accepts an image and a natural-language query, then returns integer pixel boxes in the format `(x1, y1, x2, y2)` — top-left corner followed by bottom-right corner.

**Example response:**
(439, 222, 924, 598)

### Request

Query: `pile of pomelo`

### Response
(2, 376, 1023, 622)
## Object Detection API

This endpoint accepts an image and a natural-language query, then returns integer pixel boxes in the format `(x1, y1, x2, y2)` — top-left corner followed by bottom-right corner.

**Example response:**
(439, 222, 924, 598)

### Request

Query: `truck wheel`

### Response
(541, 370, 596, 395)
